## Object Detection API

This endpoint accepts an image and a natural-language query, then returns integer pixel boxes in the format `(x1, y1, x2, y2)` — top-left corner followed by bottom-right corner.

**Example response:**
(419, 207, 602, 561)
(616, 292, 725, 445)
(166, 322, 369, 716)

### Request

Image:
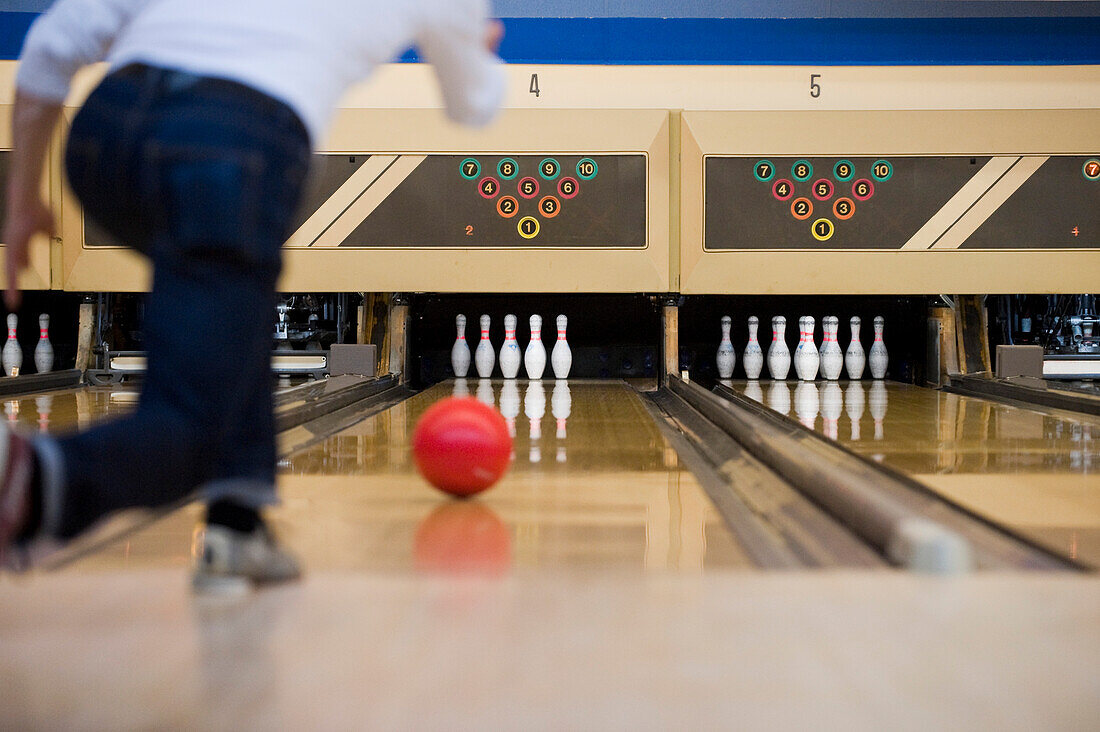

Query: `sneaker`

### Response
(192, 523, 301, 594)
(0, 427, 36, 571)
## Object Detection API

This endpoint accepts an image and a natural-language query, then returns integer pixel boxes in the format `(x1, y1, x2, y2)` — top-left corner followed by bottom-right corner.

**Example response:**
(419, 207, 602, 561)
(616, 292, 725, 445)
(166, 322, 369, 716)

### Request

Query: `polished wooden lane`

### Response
(1, 385, 138, 434)
(727, 379, 1100, 567)
(67, 379, 749, 572)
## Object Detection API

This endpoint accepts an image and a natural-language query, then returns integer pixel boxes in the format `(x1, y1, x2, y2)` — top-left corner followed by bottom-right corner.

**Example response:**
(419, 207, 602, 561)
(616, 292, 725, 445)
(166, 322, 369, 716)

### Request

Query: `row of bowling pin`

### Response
(717, 314, 887, 381)
(451, 313, 572, 380)
(3, 313, 54, 377)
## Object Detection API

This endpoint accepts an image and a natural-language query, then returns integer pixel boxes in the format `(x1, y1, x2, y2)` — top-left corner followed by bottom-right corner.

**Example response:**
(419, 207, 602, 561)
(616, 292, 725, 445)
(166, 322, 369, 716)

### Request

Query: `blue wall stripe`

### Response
(3, 13, 1099, 65)
(0, 12, 35, 61)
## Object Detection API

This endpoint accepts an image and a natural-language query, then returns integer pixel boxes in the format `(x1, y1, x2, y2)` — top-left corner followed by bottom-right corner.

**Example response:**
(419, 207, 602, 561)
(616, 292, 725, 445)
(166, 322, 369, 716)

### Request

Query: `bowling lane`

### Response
(271, 379, 750, 571)
(66, 379, 751, 573)
(725, 379, 1100, 567)
(1, 385, 139, 434)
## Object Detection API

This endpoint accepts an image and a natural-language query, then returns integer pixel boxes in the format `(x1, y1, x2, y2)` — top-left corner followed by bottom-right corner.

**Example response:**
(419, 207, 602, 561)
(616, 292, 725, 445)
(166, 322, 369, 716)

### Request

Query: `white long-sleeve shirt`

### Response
(16, 0, 505, 144)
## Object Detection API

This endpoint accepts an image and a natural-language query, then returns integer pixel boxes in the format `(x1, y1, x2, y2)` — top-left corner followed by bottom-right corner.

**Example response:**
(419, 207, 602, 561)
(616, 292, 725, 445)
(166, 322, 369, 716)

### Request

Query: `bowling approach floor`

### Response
(1, 379, 1098, 729)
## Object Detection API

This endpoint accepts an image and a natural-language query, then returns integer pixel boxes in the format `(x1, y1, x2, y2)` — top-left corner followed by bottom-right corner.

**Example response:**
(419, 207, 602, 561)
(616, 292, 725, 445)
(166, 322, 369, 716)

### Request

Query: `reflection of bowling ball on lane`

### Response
(414, 502, 512, 575)
(411, 397, 511, 497)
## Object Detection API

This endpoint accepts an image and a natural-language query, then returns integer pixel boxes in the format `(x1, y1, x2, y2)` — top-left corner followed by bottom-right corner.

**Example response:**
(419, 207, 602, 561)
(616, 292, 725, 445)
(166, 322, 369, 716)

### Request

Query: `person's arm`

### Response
(4, 93, 61, 309)
(5, 0, 147, 307)
(416, 0, 506, 127)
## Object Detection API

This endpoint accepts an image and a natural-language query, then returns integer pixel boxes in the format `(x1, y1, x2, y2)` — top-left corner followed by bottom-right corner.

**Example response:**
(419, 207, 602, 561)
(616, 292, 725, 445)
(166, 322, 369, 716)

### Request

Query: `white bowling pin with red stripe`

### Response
(869, 316, 888, 379)
(716, 315, 735, 379)
(450, 314, 470, 377)
(499, 314, 521, 379)
(474, 314, 495, 378)
(551, 314, 572, 379)
(3, 314, 21, 377)
(524, 314, 546, 379)
(794, 316, 819, 381)
(742, 316, 763, 379)
(766, 315, 790, 380)
(845, 316, 865, 380)
(819, 316, 843, 380)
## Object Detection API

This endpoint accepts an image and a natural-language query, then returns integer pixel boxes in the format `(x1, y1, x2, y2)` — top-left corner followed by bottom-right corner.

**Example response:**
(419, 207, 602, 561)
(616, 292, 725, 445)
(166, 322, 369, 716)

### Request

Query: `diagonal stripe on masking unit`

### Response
(285, 155, 397, 247)
(900, 156, 1020, 251)
(930, 155, 1048, 250)
(310, 155, 428, 248)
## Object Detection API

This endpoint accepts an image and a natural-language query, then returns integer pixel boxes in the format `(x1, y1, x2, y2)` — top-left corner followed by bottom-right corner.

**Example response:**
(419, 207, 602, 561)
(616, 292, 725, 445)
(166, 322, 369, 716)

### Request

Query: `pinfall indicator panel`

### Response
(705, 155, 1099, 251)
(278, 153, 647, 249)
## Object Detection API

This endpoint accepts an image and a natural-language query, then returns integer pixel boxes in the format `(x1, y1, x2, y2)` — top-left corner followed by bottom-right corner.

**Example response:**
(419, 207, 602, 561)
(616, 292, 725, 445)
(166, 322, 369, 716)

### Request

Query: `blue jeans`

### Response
(40, 65, 310, 538)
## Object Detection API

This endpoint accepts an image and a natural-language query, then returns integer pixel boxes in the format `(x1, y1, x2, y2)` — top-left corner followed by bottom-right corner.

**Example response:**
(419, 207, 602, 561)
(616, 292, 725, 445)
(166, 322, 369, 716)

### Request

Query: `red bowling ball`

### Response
(411, 397, 511, 497)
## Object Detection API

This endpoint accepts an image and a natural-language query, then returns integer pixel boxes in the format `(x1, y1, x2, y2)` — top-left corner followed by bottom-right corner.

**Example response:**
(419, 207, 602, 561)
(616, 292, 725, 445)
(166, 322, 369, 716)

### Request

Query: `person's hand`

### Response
(3, 194, 54, 309)
(484, 19, 504, 55)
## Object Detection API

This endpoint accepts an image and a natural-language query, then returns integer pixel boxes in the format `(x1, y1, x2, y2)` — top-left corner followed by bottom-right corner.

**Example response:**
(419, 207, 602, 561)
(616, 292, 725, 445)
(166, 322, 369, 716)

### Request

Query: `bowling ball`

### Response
(411, 397, 511, 497)
(413, 502, 512, 575)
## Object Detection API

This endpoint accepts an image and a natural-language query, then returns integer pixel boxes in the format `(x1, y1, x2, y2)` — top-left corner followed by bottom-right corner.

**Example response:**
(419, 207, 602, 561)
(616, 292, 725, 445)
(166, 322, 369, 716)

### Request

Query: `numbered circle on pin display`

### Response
(811, 178, 834, 201)
(754, 160, 776, 182)
(478, 177, 500, 199)
(832, 160, 854, 182)
(871, 159, 893, 182)
(538, 196, 561, 218)
(772, 178, 794, 201)
(497, 158, 519, 180)
(517, 216, 540, 239)
(790, 197, 813, 220)
(791, 159, 813, 182)
(576, 158, 598, 180)
(460, 158, 481, 180)
(852, 178, 875, 201)
(833, 197, 855, 220)
(558, 177, 579, 199)
(497, 195, 519, 218)
(518, 177, 540, 199)
(811, 218, 835, 242)
(1083, 159, 1100, 181)
(539, 158, 561, 180)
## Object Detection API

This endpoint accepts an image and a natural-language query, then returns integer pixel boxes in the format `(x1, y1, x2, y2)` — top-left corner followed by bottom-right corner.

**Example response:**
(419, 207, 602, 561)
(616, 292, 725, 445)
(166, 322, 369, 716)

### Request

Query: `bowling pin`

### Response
(742, 316, 764, 379)
(845, 381, 865, 440)
(767, 316, 791, 380)
(821, 381, 843, 441)
(524, 314, 546, 380)
(450, 314, 471, 378)
(3, 314, 21, 377)
(474, 315, 495, 378)
(499, 314, 521, 379)
(551, 314, 572, 379)
(793, 317, 806, 380)
(819, 316, 843, 380)
(795, 316, 819, 381)
(869, 315, 888, 379)
(845, 316, 865, 380)
(716, 315, 735, 379)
